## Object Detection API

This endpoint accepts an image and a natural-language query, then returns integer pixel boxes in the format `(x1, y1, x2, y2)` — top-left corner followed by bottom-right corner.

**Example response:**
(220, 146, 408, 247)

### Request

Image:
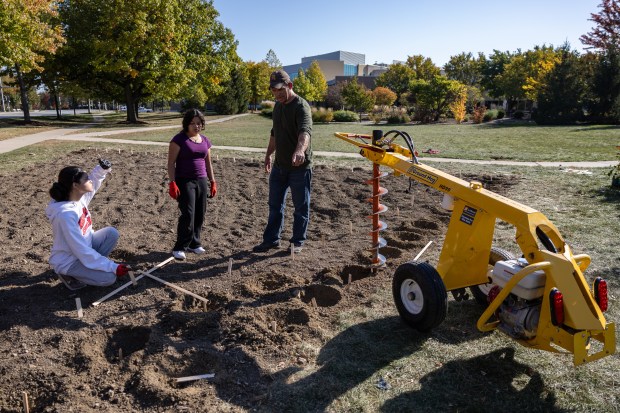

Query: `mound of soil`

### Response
(0, 148, 514, 412)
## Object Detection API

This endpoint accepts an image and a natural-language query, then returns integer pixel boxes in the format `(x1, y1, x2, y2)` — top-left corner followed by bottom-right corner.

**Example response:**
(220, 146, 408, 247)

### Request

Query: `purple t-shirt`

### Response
(171, 132, 213, 179)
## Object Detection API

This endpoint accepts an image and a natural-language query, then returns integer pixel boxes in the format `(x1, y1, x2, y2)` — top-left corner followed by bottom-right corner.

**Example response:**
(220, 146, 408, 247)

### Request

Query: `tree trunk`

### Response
(125, 85, 137, 123)
(54, 93, 61, 119)
(15, 64, 31, 123)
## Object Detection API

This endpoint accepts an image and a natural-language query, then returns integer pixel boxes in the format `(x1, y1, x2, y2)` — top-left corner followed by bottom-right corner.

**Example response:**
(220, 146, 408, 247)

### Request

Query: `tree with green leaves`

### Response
(305, 61, 327, 104)
(58, 0, 237, 123)
(534, 44, 587, 124)
(443, 52, 485, 87)
(586, 47, 620, 122)
(375, 63, 416, 104)
(580, 0, 620, 123)
(265, 49, 282, 69)
(0, 0, 64, 122)
(341, 77, 375, 121)
(214, 61, 250, 115)
(495, 46, 559, 108)
(246, 60, 271, 110)
(408, 76, 465, 123)
(405, 55, 441, 81)
(293, 68, 313, 102)
(480, 50, 513, 99)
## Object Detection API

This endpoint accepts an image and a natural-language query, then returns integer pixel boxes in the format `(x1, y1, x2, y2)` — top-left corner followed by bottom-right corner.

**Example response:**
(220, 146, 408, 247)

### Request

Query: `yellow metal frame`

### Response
(335, 132, 615, 365)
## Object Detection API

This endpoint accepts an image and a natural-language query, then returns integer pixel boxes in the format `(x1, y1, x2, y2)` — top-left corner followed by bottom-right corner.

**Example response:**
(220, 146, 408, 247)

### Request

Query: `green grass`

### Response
(7, 113, 616, 163)
(99, 114, 620, 162)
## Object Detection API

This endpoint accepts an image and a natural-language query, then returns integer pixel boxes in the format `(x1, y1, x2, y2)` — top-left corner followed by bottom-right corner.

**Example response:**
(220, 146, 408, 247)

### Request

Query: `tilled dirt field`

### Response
(0, 148, 515, 412)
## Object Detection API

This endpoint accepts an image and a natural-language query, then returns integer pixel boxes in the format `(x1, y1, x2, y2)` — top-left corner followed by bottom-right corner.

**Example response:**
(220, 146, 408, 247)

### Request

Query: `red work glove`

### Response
(210, 181, 217, 198)
(168, 181, 180, 199)
(115, 264, 130, 277)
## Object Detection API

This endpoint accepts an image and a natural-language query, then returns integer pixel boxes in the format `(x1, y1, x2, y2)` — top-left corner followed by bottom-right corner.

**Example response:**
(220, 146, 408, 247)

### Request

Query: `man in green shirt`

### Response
(253, 70, 313, 254)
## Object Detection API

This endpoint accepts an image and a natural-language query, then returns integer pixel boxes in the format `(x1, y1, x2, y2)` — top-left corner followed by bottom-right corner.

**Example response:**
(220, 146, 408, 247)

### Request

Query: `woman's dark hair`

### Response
(49, 166, 87, 201)
(182, 108, 206, 133)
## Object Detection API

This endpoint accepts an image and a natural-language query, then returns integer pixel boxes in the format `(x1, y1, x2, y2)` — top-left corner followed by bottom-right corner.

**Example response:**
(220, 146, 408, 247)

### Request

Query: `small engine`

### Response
(489, 259, 546, 339)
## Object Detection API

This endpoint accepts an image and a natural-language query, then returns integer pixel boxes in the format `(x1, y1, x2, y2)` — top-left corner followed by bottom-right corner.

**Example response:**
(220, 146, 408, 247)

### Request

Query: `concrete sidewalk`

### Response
(0, 114, 616, 168)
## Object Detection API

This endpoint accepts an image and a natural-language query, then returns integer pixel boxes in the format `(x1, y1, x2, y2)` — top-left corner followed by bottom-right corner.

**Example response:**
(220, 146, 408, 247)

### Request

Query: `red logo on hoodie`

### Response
(78, 207, 92, 235)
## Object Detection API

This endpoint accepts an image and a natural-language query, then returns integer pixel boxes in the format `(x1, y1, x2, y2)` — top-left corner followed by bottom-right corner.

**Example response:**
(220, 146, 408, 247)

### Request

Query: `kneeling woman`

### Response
(46, 159, 129, 290)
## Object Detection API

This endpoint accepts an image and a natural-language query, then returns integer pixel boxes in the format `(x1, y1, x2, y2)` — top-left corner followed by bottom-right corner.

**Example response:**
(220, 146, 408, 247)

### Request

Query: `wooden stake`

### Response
(348, 274, 352, 285)
(410, 194, 414, 207)
(175, 373, 215, 383)
(311, 297, 317, 309)
(118, 348, 123, 361)
(129, 271, 137, 286)
(93, 257, 175, 306)
(137, 270, 209, 304)
(75, 297, 83, 318)
(202, 301, 208, 312)
(22, 391, 29, 413)
(414, 241, 434, 261)
(228, 258, 233, 276)
(270, 321, 277, 333)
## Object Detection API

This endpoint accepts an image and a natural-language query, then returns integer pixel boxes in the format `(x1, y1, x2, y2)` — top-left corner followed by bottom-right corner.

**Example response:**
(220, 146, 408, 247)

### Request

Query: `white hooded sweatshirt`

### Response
(46, 165, 118, 275)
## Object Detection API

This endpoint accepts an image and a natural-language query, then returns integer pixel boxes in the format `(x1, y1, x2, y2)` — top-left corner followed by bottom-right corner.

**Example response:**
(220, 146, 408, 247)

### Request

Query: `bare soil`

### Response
(0, 148, 516, 412)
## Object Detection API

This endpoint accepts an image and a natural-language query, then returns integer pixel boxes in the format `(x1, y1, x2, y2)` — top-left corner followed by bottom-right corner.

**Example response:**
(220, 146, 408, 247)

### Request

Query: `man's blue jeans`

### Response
(262, 166, 312, 246)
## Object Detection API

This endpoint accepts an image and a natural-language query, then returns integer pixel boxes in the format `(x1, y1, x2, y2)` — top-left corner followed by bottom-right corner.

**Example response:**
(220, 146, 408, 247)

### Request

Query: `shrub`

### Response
(368, 106, 386, 124)
(332, 110, 358, 122)
(497, 108, 505, 119)
(483, 109, 498, 122)
(260, 100, 274, 109)
(312, 107, 334, 123)
(260, 107, 273, 118)
(379, 107, 408, 124)
(471, 105, 486, 124)
(387, 112, 410, 124)
(513, 110, 524, 119)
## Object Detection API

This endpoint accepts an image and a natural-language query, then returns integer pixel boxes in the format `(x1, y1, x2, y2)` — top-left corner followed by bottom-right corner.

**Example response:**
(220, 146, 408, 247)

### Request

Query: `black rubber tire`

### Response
(470, 247, 515, 306)
(392, 261, 448, 332)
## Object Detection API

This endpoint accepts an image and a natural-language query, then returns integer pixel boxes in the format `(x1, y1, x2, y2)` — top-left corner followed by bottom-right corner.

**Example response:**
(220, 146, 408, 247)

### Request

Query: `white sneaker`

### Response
(186, 246, 206, 254)
(173, 250, 186, 260)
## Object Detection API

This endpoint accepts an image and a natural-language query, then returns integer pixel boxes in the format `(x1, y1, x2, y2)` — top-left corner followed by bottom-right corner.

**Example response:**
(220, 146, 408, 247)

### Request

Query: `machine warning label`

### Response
(406, 166, 438, 185)
(460, 206, 477, 225)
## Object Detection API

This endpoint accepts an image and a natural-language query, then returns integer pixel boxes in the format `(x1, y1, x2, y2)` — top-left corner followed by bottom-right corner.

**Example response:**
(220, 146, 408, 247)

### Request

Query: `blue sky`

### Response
(211, 0, 602, 67)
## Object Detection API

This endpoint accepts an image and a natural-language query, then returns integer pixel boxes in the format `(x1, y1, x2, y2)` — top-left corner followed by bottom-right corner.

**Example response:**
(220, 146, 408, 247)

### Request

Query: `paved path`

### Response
(1, 114, 616, 168)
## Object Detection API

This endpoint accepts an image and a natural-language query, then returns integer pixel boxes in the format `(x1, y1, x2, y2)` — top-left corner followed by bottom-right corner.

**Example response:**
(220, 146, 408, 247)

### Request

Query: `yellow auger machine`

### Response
(335, 130, 615, 365)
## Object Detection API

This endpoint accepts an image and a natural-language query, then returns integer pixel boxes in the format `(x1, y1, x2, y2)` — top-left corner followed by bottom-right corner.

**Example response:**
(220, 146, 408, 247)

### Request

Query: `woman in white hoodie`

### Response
(46, 159, 129, 290)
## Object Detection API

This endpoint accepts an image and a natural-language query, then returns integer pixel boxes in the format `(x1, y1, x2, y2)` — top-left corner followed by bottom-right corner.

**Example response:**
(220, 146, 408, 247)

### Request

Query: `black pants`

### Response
(174, 177, 208, 251)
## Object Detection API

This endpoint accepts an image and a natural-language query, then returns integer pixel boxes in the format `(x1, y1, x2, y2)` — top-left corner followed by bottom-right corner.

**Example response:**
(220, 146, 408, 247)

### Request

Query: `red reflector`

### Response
(550, 288, 564, 326)
(487, 285, 501, 304)
(594, 277, 608, 312)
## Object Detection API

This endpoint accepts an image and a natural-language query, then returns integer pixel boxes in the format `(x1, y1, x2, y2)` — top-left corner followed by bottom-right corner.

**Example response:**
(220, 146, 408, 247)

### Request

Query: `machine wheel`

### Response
(392, 261, 448, 332)
(470, 247, 515, 306)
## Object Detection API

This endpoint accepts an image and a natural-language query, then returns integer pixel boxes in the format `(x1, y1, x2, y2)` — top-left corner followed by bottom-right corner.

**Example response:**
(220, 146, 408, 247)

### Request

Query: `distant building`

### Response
(283, 51, 388, 87)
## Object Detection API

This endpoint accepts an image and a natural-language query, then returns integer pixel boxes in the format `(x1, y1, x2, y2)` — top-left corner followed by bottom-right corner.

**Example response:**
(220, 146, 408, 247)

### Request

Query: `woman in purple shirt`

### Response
(167, 109, 217, 260)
